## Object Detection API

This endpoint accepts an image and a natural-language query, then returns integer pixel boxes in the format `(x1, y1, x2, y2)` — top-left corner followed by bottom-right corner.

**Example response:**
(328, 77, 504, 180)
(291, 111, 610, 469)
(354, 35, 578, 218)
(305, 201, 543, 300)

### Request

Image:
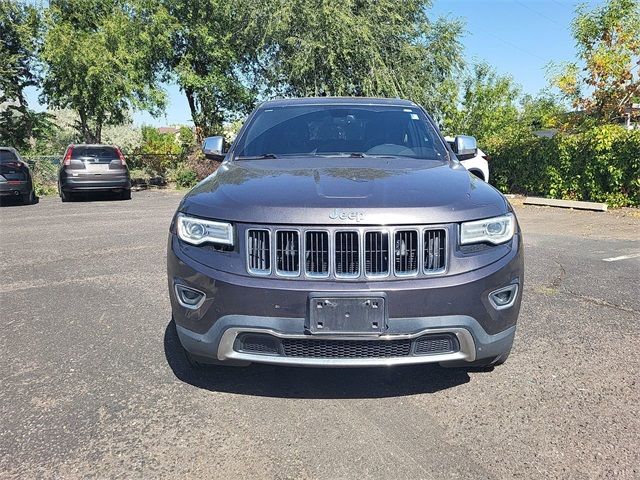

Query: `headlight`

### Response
(176, 213, 234, 246)
(460, 213, 515, 245)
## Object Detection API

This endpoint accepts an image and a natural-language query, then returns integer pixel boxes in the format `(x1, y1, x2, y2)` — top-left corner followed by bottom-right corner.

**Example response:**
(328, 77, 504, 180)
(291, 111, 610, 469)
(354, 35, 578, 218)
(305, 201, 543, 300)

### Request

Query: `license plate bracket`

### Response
(307, 294, 387, 335)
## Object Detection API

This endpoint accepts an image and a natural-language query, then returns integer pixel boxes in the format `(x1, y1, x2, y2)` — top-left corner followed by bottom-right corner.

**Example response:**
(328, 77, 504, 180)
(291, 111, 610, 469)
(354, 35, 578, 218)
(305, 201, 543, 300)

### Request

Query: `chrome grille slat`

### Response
(247, 229, 271, 274)
(335, 231, 359, 277)
(276, 230, 300, 275)
(246, 226, 447, 279)
(424, 229, 446, 273)
(305, 231, 329, 276)
(394, 230, 418, 275)
(365, 231, 389, 276)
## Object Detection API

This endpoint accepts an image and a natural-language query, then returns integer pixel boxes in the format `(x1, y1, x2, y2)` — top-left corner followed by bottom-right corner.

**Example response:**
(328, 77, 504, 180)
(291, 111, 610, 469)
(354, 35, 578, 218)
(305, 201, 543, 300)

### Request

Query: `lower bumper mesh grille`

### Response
(282, 338, 412, 358)
(235, 333, 460, 359)
(414, 334, 458, 354)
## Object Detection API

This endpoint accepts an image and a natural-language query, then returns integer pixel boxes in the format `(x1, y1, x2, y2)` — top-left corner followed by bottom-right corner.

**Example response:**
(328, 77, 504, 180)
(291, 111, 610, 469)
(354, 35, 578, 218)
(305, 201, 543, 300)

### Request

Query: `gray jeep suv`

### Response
(167, 97, 523, 369)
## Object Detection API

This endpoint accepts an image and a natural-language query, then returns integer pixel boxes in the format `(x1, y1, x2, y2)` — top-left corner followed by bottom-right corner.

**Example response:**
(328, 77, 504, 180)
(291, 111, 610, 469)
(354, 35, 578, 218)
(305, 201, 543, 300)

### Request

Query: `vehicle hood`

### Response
(181, 157, 509, 225)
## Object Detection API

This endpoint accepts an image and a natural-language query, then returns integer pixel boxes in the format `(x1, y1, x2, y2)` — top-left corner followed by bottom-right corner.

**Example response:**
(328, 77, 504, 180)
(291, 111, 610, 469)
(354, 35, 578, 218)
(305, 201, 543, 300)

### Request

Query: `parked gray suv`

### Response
(58, 144, 131, 201)
(167, 97, 523, 370)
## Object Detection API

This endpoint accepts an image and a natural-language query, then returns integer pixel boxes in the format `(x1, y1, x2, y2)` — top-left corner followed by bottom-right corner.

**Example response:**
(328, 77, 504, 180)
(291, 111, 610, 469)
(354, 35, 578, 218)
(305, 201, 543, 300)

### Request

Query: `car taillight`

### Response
(115, 147, 126, 165)
(63, 146, 73, 165)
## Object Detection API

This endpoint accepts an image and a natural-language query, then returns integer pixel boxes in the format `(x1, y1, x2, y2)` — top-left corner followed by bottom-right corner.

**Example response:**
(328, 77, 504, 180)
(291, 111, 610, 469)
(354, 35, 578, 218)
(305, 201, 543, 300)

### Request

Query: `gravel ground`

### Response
(1, 191, 638, 479)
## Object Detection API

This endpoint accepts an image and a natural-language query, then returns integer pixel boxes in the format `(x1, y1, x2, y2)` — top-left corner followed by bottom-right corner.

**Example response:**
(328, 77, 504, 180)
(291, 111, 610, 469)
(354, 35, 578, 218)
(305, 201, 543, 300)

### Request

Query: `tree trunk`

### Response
(185, 87, 202, 142)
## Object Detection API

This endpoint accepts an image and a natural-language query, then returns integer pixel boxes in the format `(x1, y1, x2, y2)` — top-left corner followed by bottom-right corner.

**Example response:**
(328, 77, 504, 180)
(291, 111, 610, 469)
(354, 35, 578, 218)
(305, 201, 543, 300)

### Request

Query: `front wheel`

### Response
(120, 189, 131, 200)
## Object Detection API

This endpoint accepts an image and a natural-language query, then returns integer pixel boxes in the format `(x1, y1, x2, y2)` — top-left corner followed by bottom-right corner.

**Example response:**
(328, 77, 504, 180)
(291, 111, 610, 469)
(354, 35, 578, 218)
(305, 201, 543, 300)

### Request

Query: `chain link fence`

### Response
(21, 153, 189, 195)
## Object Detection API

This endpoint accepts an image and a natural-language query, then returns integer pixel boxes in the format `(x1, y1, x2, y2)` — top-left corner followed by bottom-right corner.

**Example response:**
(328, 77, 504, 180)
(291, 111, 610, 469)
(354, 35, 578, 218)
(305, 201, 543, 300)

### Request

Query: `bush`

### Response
(186, 150, 221, 181)
(24, 156, 59, 196)
(173, 166, 198, 189)
(486, 125, 640, 208)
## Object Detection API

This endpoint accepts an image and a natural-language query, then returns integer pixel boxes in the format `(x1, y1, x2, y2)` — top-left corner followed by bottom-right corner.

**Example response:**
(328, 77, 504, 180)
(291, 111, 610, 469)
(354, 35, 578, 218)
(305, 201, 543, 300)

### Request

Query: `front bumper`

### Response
(168, 234, 523, 367)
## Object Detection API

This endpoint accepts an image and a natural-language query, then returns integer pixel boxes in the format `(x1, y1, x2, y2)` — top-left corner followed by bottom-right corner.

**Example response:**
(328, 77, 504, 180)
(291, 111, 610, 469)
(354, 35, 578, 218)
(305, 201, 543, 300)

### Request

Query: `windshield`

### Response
(72, 146, 119, 162)
(0, 150, 18, 162)
(233, 104, 449, 161)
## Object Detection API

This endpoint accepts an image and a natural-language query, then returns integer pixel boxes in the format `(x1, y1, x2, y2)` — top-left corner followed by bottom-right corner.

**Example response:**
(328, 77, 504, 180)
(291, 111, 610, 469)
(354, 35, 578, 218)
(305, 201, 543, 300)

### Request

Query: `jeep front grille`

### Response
(305, 231, 329, 276)
(365, 231, 389, 276)
(275, 230, 300, 275)
(335, 231, 360, 277)
(247, 229, 270, 274)
(245, 227, 447, 279)
(394, 230, 419, 275)
(424, 229, 446, 272)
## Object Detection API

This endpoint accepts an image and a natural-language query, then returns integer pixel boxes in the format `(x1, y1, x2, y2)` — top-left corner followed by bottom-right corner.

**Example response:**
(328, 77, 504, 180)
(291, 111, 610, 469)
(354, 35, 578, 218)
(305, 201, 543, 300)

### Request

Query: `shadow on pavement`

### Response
(164, 319, 471, 399)
(0, 196, 38, 207)
(66, 191, 128, 202)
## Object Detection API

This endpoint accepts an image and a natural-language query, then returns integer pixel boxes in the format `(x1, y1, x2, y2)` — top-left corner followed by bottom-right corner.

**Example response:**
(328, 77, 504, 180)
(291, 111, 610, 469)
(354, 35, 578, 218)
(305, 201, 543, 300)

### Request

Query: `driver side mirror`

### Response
(453, 135, 477, 160)
(202, 136, 225, 160)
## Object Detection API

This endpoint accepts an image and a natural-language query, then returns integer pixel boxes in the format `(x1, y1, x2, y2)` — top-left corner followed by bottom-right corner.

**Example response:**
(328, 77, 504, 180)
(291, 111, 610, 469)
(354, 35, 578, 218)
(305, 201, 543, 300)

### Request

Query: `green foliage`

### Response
(549, 0, 640, 122)
(172, 165, 197, 188)
(487, 125, 640, 208)
(40, 0, 170, 142)
(252, 0, 464, 124)
(0, 0, 52, 149)
(23, 156, 59, 196)
(130, 126, 183, 175)
(178, 126, 195, 153)
(139, 126, 181, 155)
(445, 63, 520, 142)
(519, 93, 564, 130)
(161, 0, 255, 138)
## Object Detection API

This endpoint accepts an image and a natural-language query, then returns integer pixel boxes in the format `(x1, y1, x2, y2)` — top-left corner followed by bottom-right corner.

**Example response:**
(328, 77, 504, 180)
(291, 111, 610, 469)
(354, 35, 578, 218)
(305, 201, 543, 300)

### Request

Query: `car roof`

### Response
(69, 144, 117, 148)
(258, 96, 419, 109)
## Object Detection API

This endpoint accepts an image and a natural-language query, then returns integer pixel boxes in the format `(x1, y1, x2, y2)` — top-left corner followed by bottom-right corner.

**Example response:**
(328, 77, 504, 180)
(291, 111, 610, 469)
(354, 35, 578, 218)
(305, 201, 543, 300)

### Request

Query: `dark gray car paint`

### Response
(167, 97, 524, 366)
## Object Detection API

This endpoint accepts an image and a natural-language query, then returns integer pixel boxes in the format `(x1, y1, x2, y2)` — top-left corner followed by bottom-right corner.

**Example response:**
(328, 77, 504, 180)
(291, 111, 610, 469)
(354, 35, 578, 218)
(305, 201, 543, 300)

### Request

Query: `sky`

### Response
(25, 0, 604, 127)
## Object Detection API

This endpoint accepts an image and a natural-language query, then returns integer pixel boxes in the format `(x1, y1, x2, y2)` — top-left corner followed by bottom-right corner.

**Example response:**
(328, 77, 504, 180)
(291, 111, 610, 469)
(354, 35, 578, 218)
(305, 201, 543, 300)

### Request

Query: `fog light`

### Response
(175, 284, 206, 310)
(489, 284, 518, 310)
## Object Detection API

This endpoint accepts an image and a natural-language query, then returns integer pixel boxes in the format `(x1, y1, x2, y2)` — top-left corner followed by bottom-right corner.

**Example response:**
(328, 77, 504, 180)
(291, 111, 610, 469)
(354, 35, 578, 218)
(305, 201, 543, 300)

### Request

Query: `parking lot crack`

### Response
(561, 289, 639, 315)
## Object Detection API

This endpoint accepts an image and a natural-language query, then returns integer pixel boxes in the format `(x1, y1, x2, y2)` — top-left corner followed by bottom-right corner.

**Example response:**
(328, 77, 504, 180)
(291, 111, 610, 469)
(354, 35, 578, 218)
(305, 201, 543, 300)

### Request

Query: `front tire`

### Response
(120, 189, 131, 200)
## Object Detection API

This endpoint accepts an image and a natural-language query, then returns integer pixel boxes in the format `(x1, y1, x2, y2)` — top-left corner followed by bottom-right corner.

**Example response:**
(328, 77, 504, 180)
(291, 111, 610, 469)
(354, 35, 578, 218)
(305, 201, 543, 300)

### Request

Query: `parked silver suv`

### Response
(167, 97, 524, 370)
(58, 144, 131, 201)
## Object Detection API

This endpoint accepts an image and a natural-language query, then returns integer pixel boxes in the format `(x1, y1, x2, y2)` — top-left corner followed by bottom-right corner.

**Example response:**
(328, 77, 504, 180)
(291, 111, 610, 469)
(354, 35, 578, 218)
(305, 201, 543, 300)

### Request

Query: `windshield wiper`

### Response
(235, 153, 278, 160)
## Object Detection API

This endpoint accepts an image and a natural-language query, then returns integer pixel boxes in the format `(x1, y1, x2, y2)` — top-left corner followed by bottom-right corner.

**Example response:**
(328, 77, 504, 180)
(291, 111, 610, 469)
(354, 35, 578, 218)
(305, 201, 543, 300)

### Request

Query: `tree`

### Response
(519, 93, 564, 131)
(161, 0, 255, 139)
(446, 63, 520, 143)
(0, 0, 50, 150)
(251, 0, 463, 124)
(550, 0, 640, 122)
(39, 0, 170, 143)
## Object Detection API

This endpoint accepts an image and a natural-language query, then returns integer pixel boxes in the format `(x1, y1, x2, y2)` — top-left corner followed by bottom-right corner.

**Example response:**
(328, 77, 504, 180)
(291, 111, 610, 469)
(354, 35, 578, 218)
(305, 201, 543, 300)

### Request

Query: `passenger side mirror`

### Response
(202, 136, 225, 160)
(453, 135, 477, 160)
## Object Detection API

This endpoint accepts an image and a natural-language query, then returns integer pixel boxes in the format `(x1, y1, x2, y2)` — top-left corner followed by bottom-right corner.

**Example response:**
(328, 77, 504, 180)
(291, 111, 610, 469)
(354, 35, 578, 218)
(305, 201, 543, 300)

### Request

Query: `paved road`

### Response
(1, 191, 639, 479)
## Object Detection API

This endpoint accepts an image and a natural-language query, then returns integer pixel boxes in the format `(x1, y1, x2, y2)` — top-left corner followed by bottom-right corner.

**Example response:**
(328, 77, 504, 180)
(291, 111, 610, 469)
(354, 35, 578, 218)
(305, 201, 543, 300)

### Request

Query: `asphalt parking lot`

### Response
(1, 191, 639, 479)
